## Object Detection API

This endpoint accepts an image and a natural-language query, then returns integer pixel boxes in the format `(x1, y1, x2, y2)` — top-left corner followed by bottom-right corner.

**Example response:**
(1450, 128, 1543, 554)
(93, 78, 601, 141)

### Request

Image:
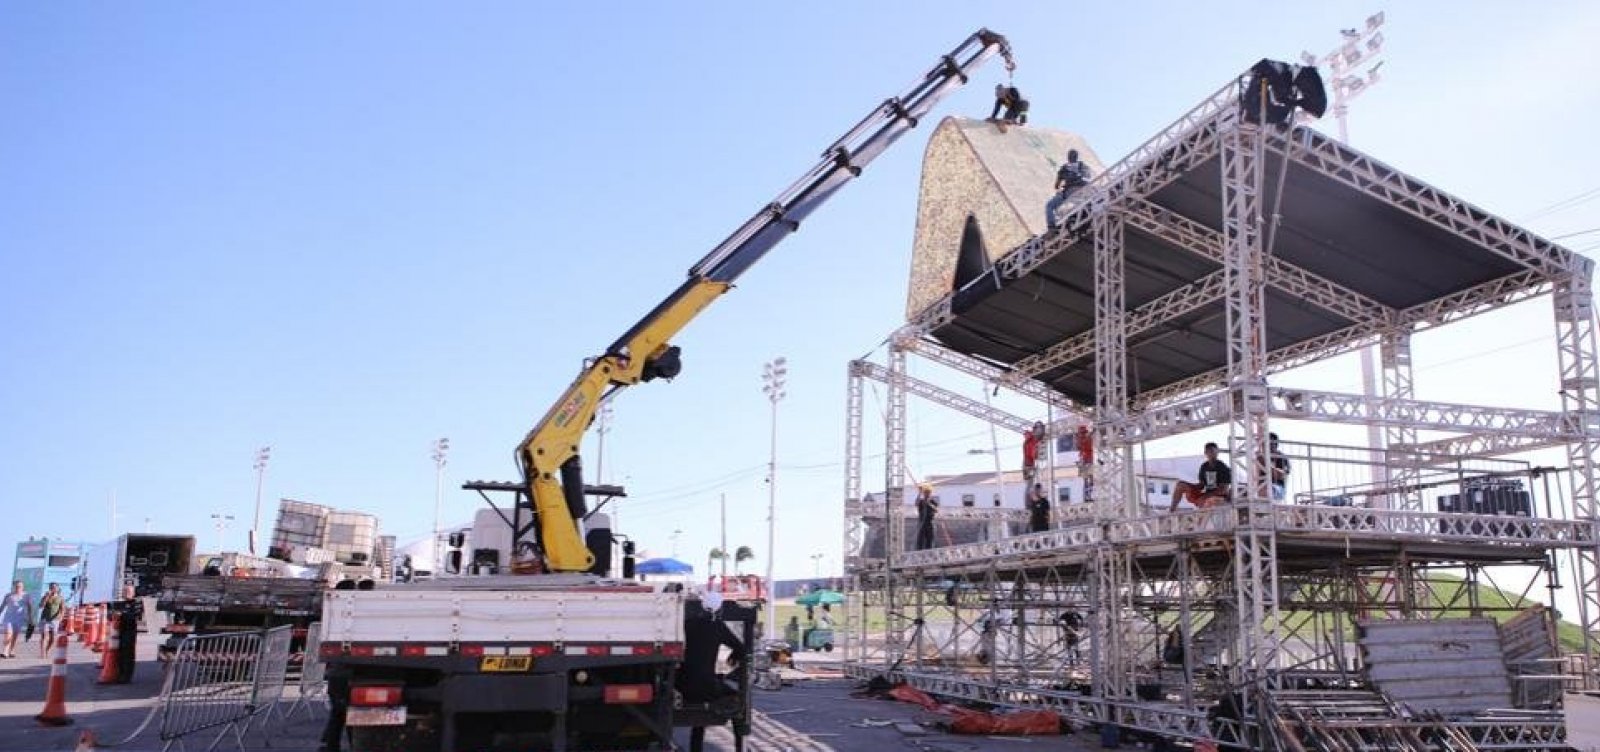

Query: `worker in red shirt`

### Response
(1022, 422, 1045, 483)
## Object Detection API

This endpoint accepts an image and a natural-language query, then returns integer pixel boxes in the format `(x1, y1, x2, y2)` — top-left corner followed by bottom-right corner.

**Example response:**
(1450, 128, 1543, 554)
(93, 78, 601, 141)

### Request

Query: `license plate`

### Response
(480, 655, 533, 672)
(346, 706, 407, 727)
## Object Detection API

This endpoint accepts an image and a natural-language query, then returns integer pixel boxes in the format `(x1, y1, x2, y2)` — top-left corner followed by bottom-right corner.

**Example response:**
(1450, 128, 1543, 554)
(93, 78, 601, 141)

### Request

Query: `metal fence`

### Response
(155, 625, 294, 751)
(286, 621, 326, 719)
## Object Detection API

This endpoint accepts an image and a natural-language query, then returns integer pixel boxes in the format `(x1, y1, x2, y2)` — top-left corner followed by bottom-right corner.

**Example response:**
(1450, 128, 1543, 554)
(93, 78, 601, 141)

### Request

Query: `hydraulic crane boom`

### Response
(518, 29, 1016, 573)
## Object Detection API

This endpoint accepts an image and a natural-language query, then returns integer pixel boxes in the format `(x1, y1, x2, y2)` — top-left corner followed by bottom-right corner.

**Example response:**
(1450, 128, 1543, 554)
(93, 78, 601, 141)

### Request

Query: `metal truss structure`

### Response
(843, 61, 1600, 750)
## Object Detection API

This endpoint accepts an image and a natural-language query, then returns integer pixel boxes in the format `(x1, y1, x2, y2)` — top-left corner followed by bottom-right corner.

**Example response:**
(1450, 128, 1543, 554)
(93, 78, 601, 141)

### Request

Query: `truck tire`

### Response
(823, 642, 833, 652)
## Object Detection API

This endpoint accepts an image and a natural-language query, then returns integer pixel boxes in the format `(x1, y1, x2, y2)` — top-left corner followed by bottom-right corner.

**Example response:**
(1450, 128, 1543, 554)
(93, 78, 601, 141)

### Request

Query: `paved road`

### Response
(0, 637, 1099, 751)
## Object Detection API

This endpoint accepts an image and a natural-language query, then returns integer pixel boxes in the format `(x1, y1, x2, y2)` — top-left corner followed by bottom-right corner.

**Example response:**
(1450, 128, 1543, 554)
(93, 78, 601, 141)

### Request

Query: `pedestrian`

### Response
(1045, 149, 1093, 230)
(1022, 421, 1044, 483)
(1168, 442, 1232, 512)
(1027, 483, 1051, 533)
(0, 580, 34, 658)
(989, 83, 1029, 125)
(914, 483, 939, 551)
(37, 582, 64, 658)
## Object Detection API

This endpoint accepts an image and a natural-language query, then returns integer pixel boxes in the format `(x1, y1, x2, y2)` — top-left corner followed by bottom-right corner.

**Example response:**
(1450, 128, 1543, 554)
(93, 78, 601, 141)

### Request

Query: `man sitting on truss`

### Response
(1168, 441, 1232, 512)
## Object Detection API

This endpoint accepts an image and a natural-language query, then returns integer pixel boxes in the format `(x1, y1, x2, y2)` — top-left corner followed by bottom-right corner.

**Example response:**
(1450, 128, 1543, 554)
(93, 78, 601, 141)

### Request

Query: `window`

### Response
(1161, 483, 1171, 495)
(1058, 486, 1073, 503)
(1145, 481, 1156, 495)
(961, 493, 976, 507)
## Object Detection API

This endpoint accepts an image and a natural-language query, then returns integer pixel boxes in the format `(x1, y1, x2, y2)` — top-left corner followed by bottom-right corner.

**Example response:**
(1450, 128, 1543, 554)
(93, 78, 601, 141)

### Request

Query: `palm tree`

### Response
(707, 547, 727, 575)
(734, 546, 755, 575)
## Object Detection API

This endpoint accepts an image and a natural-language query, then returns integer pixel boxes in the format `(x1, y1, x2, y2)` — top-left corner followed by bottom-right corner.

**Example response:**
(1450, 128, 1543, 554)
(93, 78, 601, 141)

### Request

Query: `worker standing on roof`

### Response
(989, 83, 1029, 125)
(914, 484, 939, 551)
(1046, 149, 1093, 231)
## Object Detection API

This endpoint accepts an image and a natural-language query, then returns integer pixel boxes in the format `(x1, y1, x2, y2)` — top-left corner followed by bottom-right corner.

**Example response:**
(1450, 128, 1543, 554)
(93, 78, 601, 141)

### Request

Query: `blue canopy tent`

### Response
(635, 557, 694, 575)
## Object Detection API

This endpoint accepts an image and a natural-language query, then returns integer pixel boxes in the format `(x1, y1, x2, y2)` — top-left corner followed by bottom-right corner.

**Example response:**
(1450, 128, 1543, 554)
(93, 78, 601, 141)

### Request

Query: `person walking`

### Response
(1046, 150, 1093, 230)
(1027, 483, 1052, 533)
(0, 580, 35, 658)
(914, 483, 939, 551)
(36, 583, 64, 658)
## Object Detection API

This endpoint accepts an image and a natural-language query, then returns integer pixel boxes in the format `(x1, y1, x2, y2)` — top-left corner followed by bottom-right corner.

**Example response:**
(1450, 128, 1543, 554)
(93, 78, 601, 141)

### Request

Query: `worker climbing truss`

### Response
(840, 58, 1600, 750)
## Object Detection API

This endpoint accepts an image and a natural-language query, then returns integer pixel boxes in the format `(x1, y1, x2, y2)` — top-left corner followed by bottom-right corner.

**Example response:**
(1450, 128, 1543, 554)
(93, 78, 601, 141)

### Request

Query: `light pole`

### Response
(670, 529, 683, 558)
(210, 514, 235, 553)
(432, 438, 450, 572)
(761, 356, 788, 640)
(251, 446, 271, 555)
(1303, 13, 1387, 492)
(810, 553, 823, 578)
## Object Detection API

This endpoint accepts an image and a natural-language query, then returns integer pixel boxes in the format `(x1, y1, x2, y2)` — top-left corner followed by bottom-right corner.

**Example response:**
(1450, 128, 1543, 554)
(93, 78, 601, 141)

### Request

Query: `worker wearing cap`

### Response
(914, 483, 939, 551)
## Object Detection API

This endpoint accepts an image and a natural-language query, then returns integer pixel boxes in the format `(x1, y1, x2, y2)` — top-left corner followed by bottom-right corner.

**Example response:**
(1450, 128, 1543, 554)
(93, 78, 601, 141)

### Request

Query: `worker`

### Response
(111, 584, 140, 683)
(1045, 150, 1093, 230)
(989, 83, 1029, 125)
(1021, 421, 1044, 483)
(914, 483, 939, 550)
(1168, 442, 1232, 512)
(680, 592, 744, 752)
(1269, 433, 1291, 501)
(320, 580, 358, 752)
(1027, 483, 1051, 533)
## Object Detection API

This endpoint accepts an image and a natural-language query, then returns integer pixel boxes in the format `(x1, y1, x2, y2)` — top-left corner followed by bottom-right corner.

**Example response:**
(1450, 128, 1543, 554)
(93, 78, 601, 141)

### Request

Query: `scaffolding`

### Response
(841, 63, 1600, 750)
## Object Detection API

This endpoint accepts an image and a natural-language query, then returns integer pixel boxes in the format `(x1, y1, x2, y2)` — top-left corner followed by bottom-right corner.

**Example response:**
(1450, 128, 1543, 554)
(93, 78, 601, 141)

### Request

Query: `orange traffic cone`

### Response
(35, 633, 73, 726)
(85, 608, 99, 653)
(73, 608, 85, 643)
(96, 615, 119, 684)
(89, 607, 105, 653)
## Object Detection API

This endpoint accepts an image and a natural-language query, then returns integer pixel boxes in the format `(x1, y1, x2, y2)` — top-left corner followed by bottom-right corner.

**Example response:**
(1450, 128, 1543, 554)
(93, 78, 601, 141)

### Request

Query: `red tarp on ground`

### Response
(879, 682, 1061, 735)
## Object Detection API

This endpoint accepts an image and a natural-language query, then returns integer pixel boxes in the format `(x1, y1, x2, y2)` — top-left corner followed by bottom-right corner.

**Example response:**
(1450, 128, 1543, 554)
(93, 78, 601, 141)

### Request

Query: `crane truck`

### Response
(320, 29, 1016, 752)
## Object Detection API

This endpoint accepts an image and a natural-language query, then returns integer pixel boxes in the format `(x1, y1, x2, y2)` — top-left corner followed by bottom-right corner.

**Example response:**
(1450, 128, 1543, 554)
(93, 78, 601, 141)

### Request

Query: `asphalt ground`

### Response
(0, 636, 1103, 752)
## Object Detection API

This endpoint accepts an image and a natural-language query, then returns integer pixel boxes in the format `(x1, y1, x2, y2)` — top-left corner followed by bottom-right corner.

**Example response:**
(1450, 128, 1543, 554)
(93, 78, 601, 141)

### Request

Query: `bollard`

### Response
(35, 633, 73, 726)
(96, 614, 120, 684)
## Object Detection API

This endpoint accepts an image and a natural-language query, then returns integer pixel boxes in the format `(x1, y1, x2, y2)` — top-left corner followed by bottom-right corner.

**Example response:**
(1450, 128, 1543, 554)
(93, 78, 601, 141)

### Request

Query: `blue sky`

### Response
(4, 3, 1599, 580)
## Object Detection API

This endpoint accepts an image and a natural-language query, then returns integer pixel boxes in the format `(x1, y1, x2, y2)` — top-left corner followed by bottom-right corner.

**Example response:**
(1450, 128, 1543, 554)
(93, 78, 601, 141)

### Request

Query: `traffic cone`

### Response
(35, 633, 73, 726)
(73, 608, 85, 643)
(90, 606, 106, 653)
(96, 614, 119, 684)
(86, 608, 102, 653)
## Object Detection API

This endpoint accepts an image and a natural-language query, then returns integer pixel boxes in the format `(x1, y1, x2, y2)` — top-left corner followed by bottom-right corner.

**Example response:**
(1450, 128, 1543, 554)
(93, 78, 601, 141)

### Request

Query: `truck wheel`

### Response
(823, 642, 833, 652)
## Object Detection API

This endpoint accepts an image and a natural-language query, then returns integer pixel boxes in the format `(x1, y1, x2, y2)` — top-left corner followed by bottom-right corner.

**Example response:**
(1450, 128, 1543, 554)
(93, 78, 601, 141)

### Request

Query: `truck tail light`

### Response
(662, 643, 685, 658)
(349, 685, 404, 707)
(603, 684, 654, 705)
(320, 643, 343, 658)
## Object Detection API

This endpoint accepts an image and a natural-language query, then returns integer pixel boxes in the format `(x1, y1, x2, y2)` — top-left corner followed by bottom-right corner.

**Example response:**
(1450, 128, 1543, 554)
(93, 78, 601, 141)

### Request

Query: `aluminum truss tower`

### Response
(842, 62, 1600, 751)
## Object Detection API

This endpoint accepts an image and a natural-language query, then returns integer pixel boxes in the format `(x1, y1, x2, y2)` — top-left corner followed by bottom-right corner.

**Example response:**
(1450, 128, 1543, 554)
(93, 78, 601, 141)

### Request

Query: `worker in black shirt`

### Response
(679, 593, 744, 752)
(914, 484, 939, 550)
(112, 584, 140, 683)
(1045, 149, 1093, 230)
(989, 84, 1029, 125)
(1027, 483, 1051, 533)
(1269, 433, 1291, 501)
(1169, 442, 1232, 512)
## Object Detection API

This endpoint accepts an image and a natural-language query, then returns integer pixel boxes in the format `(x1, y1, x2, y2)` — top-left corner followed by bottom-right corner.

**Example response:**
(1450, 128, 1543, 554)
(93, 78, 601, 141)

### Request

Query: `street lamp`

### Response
(210, 514, 235, 553)
(432, 438, 450, 572)
(670, 529, 683, 558)
(810, 553, 824, 578)
(251, 446, 271, 555)
(761, 356, 788, 640)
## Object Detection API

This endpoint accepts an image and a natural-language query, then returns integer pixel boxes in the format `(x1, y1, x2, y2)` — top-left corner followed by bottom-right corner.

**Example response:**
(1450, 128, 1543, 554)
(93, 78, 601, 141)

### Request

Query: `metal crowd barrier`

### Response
(153, 625, 294, 751)
(285, 621, 327, 719)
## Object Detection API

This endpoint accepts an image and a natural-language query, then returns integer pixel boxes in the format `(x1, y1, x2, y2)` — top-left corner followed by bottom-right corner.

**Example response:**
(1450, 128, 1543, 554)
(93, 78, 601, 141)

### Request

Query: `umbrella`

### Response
(635, 557, 694, 575)
(795, 589, 846, 606)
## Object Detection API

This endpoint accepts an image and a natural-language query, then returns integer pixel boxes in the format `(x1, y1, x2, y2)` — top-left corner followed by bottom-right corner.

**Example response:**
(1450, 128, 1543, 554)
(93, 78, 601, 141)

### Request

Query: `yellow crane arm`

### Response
(517, 29, 1016, 573)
